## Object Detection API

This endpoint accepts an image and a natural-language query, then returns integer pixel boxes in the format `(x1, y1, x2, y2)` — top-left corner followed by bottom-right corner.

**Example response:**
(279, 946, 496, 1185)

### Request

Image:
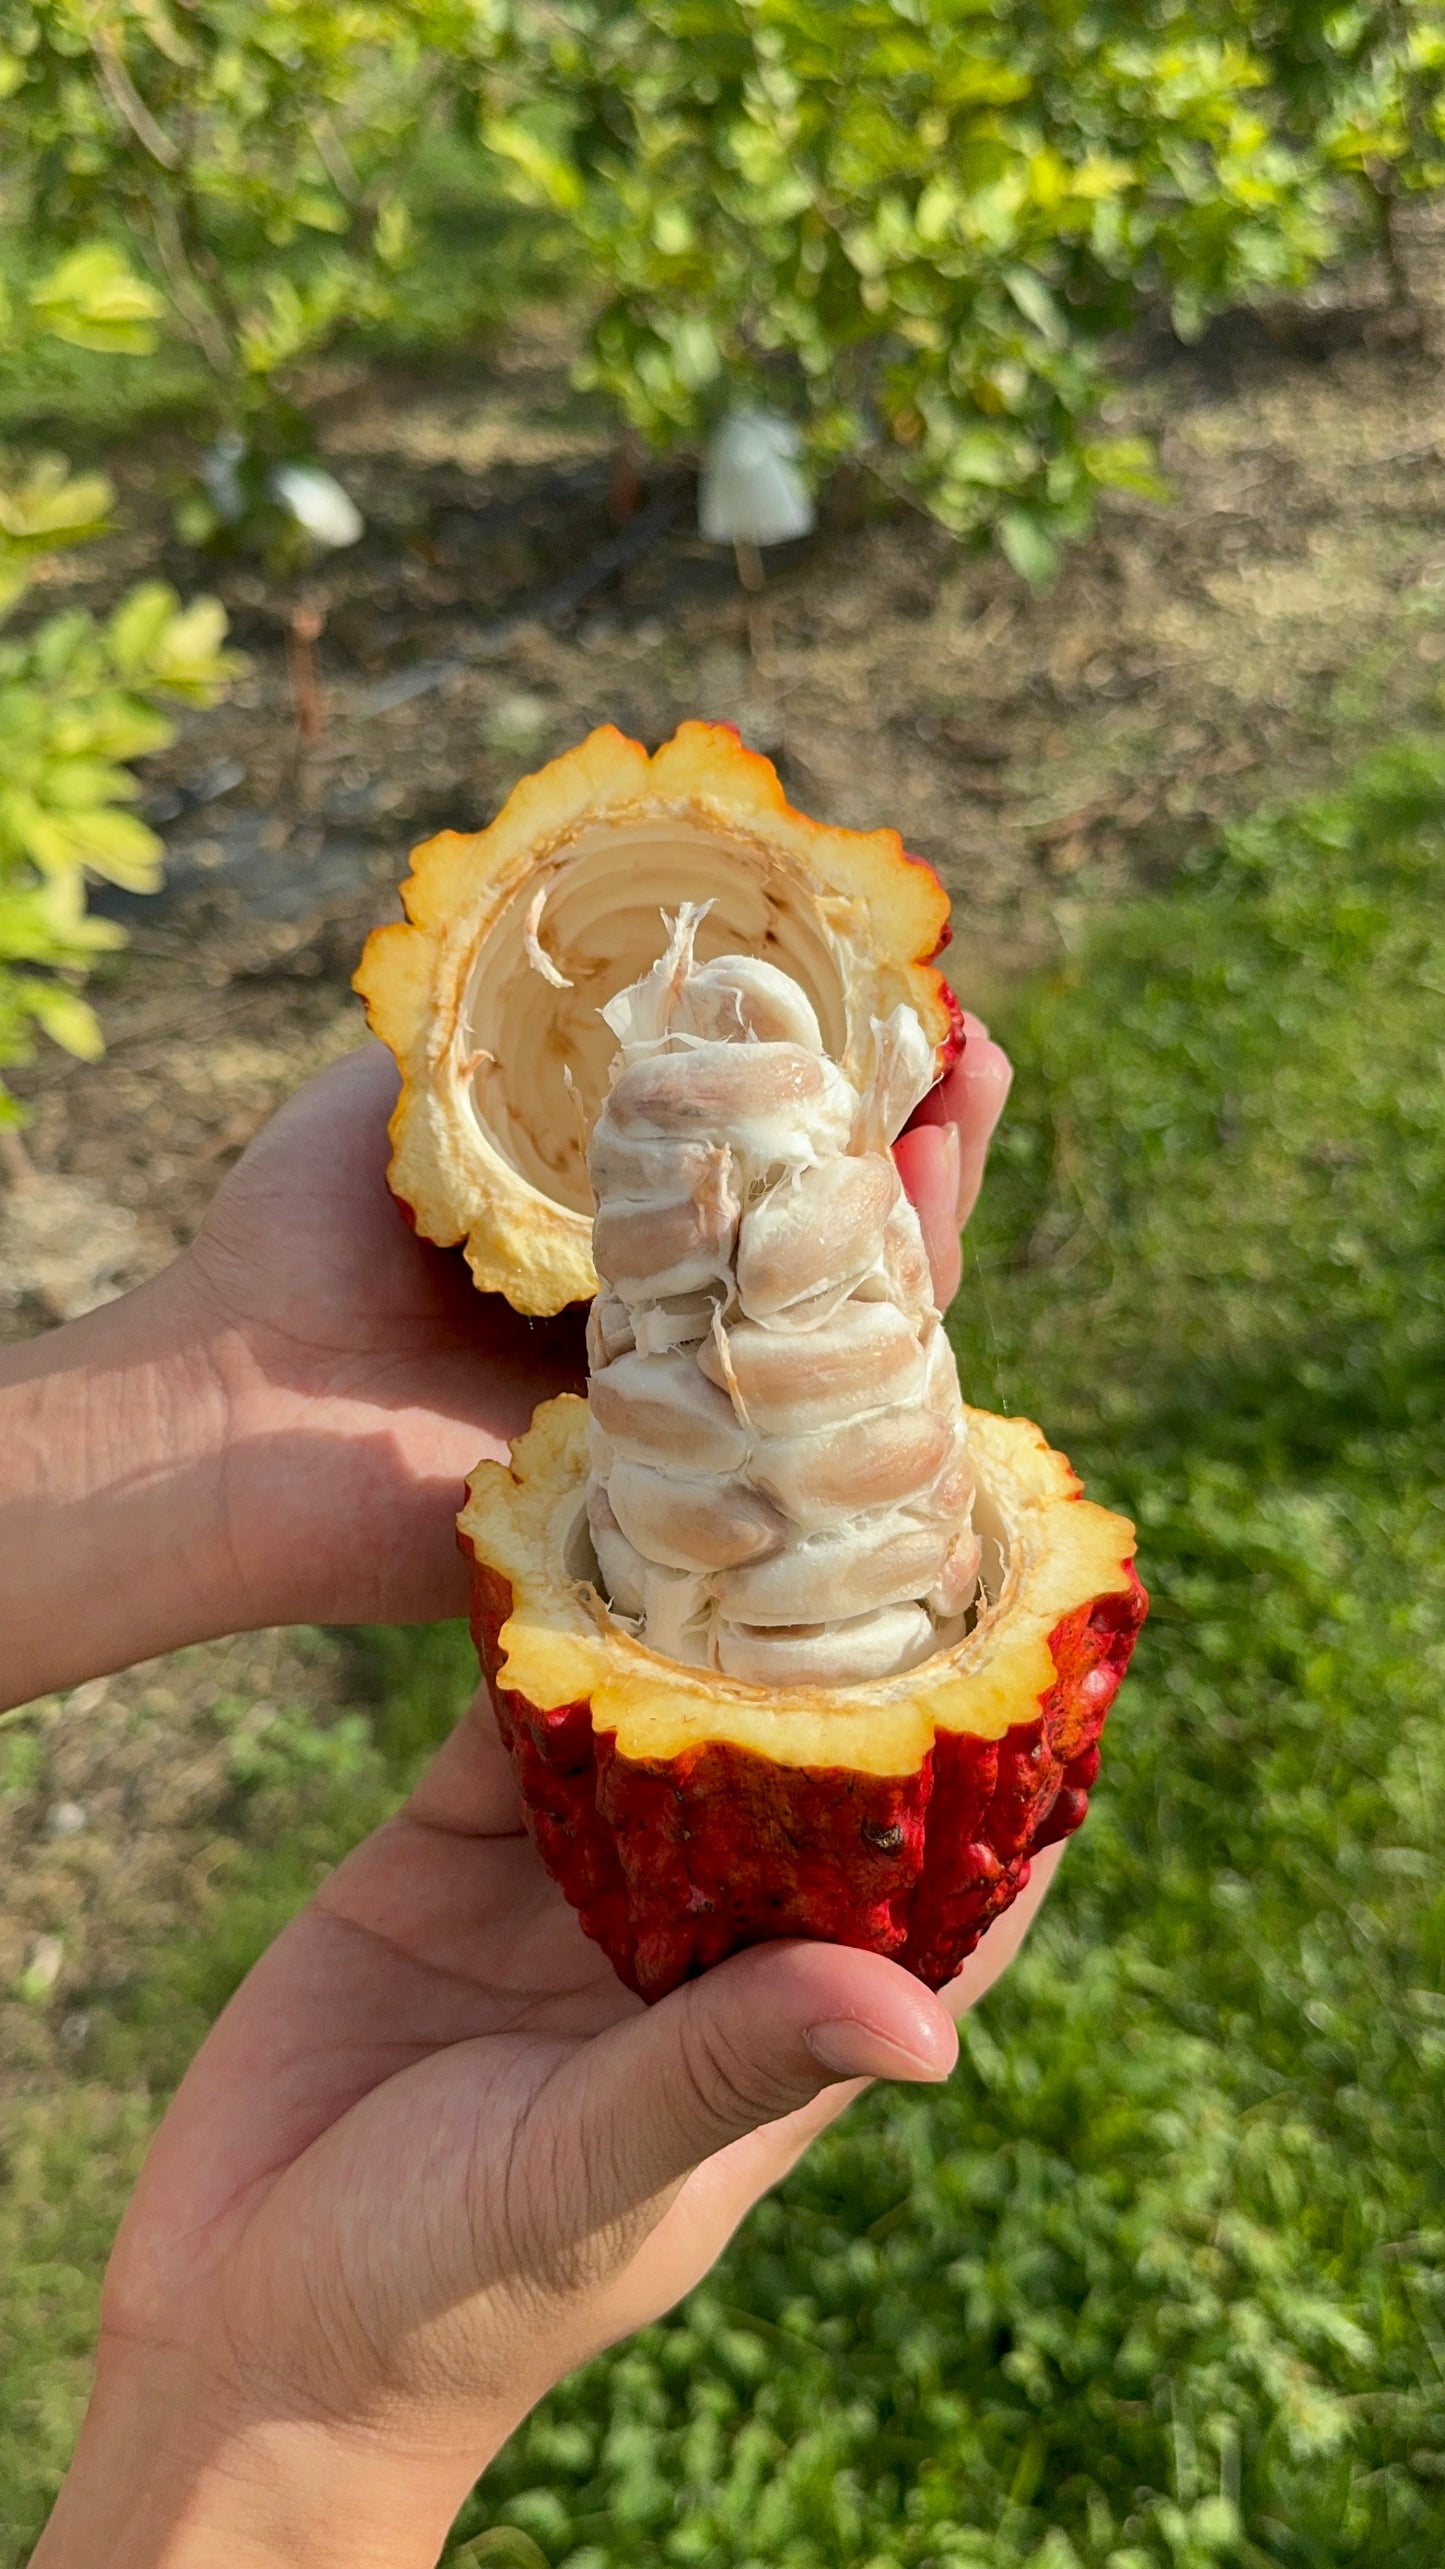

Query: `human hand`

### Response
(175, 1040, 584, 1630)
(0, 1011, 1009, 1705)
(36, 1690, 1060, 2569)
(0, 1044, 581, 1708)
(179, 1011, 1010, 1628)
(895, 1009, 1013, 1308)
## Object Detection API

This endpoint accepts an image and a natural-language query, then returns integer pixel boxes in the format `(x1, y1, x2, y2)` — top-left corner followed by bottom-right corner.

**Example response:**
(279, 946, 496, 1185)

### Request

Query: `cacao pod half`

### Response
(354, 721, 961, 1317)
(357, 721, 1145, 1998)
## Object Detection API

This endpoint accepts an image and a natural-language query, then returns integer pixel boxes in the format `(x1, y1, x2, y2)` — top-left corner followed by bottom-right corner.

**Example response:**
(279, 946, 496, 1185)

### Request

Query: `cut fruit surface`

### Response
(354, 722, 959, 1315)
(459, 1396, 1146, 1999)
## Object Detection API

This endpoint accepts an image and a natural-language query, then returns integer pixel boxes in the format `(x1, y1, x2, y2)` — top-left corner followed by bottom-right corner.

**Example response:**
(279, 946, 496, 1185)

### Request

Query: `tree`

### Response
(0, 247, 235, 1114)
(0, 2, 496, 431)
(478, 0, 1436, 569)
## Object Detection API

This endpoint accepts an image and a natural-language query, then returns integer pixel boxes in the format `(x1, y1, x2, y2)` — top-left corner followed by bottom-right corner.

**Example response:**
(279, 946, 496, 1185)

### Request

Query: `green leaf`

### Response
(29, 245, 165, 357)
(40, 759, 140, 815)
(1082, 437, 1171, 502)
(374, 197, 413, 272)
(452, 2536, 552, 2569)
(62, 805, 163, 891)
(24, 981, 103, 1060)
(0, 458, 113, 549)
(998, 506, 1060, 585)
(106, 586, 235, 698)
(482, 116, 585, 213)
(1004, 264, 1065, 345)
(105, 583, 180, 676)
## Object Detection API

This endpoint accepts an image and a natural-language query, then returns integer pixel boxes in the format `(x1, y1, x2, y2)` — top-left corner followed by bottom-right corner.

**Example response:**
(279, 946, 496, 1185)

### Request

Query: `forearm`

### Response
(0, 1266, 243, 1710)
(32, 2339, 486, 2569)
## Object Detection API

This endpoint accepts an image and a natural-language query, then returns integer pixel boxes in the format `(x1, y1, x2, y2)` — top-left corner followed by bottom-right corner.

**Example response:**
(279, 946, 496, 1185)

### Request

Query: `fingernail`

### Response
(805, 2019, 954, 2084)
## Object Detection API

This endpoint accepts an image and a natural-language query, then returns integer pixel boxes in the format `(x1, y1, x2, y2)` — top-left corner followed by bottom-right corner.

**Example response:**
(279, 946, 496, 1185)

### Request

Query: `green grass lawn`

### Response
(5, 742, 1445, 2565)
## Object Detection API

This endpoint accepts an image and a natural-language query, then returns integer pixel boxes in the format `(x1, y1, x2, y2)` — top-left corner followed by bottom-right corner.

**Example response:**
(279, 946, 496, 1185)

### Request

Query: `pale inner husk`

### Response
(460, 1388, 1140, 1768)
(456, 821, 873, 1217)
(583, 907, 981, 1687)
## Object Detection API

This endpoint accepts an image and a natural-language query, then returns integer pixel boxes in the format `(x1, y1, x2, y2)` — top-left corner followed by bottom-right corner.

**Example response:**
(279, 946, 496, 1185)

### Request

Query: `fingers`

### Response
(892, 1120, 962, 1306)
(895, 1010, 1013, 1302)
(949, 1018, 1013, 1227)
(213, 1039, 401, 1206)
(550, 1941, 957, 2229)
(403, 1681, 526, 1840)
(940, 1839, 1062, 2017)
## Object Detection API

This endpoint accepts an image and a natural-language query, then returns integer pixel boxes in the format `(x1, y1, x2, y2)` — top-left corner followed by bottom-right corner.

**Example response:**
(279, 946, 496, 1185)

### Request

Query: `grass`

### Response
(5, 740, 1445, 2562)
(0, 1623, 474, 2563)
(455, 745, 1445, 2566)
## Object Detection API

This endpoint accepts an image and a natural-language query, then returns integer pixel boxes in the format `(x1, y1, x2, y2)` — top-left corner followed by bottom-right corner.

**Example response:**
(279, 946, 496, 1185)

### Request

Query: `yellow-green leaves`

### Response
(20, 978, 103, 1060)
(482, 113, 588, 213)
(27, 245, 165, 355)
(0, 458, 113, 618)
(0, 477, 235, 1107)
(109, 585, 235, 698)
(0, 3, 478, 403)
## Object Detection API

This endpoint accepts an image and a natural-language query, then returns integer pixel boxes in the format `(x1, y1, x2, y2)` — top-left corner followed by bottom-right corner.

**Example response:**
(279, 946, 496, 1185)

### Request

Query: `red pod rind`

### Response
(460, 1398, 1147, 2000)
(936, 977, 967, 1074)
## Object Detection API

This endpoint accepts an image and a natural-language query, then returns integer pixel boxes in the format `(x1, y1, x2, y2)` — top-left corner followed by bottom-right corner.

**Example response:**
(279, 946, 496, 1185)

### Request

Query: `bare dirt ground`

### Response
(5, 289, 1445, 2121)
(0, 1630, 357, 2093)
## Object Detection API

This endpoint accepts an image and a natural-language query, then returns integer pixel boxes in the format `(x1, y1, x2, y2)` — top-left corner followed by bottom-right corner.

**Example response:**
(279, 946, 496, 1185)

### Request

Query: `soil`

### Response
(5, 281, 1445, 2109)
(0, 1630, 360, 2094)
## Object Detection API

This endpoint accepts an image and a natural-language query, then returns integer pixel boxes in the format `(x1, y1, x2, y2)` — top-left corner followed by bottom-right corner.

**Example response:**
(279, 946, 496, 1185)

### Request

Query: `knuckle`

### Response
(677, 1996, 810, 2134)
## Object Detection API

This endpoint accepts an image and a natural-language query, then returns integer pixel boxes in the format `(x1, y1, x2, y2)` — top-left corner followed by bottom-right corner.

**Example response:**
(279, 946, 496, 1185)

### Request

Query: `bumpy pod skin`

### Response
(459, 1398, 1147, 2000)
(354, 723, 961, 1317)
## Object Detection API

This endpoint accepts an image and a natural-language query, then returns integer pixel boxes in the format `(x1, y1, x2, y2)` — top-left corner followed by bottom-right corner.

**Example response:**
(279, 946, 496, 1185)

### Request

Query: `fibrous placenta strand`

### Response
(584, 906, 980, 1686)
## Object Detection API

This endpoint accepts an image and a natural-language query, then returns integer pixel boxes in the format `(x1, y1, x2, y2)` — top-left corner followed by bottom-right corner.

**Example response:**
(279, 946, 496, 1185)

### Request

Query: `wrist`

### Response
(0, 1259, 247, 1709)
(34, 2338, 489, 2569)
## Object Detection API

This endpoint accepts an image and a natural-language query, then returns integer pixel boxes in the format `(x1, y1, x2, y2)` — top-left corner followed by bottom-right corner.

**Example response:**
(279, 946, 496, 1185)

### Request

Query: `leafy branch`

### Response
(0, 245, 237, 1116)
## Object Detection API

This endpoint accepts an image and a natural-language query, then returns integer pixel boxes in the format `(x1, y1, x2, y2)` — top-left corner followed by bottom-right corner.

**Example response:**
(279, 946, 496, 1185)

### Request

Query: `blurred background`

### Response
(4, 5, 1445, 2562)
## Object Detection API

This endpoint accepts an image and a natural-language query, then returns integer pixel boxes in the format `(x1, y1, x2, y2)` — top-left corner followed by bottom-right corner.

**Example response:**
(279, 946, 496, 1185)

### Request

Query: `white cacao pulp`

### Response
(582, 906, 981, 1687)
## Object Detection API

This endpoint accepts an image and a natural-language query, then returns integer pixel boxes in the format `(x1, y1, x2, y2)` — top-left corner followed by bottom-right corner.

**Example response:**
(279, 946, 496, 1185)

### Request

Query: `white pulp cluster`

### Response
(583, 907, 981, 1686)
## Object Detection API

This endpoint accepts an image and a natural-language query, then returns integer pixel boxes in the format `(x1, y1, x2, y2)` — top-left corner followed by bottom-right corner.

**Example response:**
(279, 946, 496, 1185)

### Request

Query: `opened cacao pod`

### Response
(357, 722, 1145, 1999)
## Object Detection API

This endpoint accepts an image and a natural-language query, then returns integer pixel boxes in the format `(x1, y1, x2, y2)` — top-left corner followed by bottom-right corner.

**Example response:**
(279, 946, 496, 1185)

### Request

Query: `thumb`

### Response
(553, 1941, 958, 2227)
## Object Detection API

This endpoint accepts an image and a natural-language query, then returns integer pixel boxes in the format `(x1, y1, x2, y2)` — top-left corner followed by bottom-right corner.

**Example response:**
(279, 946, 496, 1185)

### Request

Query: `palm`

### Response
(108, 1686, 1059, 2465)
(110, 1697, 841, 2440)
(184, 1043, 584, 1625)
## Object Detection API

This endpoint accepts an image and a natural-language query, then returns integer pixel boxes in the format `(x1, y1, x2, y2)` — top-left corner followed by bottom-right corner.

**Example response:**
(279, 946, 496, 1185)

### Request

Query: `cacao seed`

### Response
(713, 1521, 948, 1625)
(698, 1304, 926, 1435)
(589, 1350, 749, 1475)
(594, 1181, 737, 1299)
(750, 1407, 953, 1529)
(716, 1601, 936, 1686)
(583, 928, 976, 1685)
(736, 1154, 899, 1319)
(607, 1459, 787, 1573)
